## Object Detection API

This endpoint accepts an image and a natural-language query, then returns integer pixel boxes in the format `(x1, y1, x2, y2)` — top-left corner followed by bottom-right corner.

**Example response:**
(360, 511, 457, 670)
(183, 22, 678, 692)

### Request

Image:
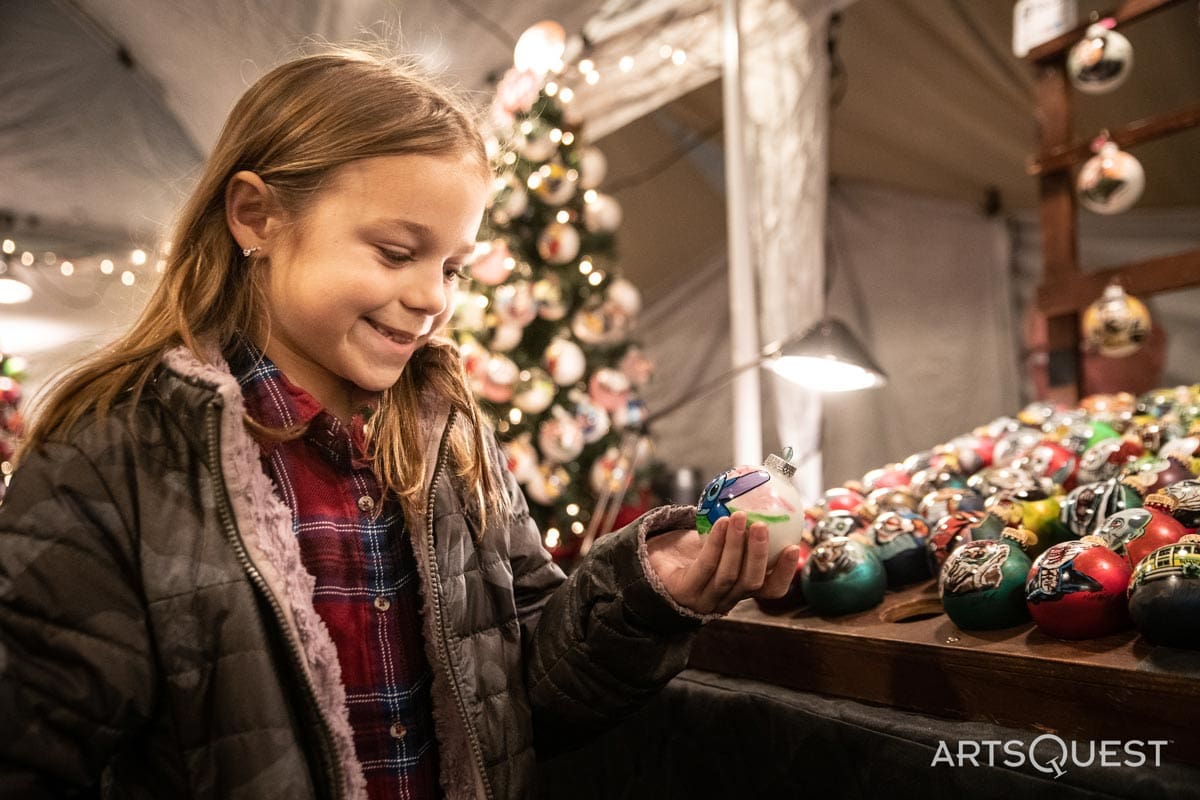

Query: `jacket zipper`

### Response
(424, 408, 495, 800)
(205, 404, 345, 800)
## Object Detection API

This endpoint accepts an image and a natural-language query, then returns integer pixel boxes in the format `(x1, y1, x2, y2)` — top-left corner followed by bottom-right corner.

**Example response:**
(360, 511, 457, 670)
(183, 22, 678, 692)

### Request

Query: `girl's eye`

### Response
(378, 247, 414, 265)
(444, 266, 466, 283)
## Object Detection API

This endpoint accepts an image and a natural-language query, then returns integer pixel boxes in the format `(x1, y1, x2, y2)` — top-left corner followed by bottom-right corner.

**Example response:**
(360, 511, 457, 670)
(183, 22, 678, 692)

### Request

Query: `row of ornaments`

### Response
(700, 385, 1200, 646)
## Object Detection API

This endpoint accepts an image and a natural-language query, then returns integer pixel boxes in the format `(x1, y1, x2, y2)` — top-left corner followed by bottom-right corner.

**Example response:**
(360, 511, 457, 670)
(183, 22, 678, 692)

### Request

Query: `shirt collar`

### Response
(225, 335, 378, 466)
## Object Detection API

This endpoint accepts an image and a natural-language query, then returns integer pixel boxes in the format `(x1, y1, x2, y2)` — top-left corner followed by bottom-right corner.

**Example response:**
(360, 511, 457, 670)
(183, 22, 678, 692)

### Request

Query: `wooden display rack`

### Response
(1026, 0, 1200, 402)
(688, 581, 1200, 764)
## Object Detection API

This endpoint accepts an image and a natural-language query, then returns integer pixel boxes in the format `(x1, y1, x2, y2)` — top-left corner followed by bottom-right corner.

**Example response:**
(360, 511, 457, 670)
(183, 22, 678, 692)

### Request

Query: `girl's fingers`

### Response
(679, 516, 728, 598)
(758, 545, 802, 598)
(709, 512, 748, 601)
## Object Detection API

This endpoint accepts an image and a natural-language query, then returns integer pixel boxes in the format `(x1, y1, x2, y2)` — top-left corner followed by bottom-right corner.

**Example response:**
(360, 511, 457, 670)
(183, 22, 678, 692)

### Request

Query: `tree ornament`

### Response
(451, 291, 488, 333)
(605, 277, 643, 318)
(470, 240, 515, 286)
(537, 405, 585, 464)
(492, 280, 537, 327)
(1127, 539, 1200, 649)
(619, 347, 655, 387)
(490, 173, 528, 226)
(525, 463, 570, 506)
(532, 162, 578, 207)
(1066, 18, 1133, 95)
(532, 274, 568, 320)
(481, 354, 519, 404)
(583, 193, 623, 234)
(587, 367, 631, 413)
(1025, 539, 1131, 640)
(570, 300, 628, 346)
(542, 337, 586, 386)
(503, 433, 539, 484)
(536, 221, 581, 265)
(940, 539, 1032, 631)
(488, 322, 524, 353)
(512, 368, 556, 415)
(516, 119, 558, 162)
(696, 449, 807, 567)
(801, 536, 886, 616)
(578, 146, 608, 189)
(589, 447, 623, 495)
(1076, 137, 1144, 215)
(1081, 283, 1151, 357)
(568, 389, 611, 445)
(611, 396, 648, 431)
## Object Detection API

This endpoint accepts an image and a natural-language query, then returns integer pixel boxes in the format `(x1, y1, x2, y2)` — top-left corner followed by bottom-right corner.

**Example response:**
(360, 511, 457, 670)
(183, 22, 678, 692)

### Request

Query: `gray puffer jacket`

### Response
(0, 346, 710, 799)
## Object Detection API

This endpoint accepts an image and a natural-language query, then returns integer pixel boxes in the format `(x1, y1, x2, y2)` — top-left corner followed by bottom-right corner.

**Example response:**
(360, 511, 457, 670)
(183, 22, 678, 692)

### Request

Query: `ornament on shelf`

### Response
(512, 368, 556, 415)
(926, 510, 992, 575)
(536, 221, 581, 265)
(1076, 435, 1143, 485)
(542, 337, 587, 386)
(696, 448, 806, 567)
(583, 193, 622, 234)
(867, 511, 931, 587)
(865, 486, 920, 517)
(812, 510, 870, 547)
(801, 536, 886, 616)
(532, 162, 578, 207)
(578, 146, 608, 190)
(824, 487, 867, 517)
(1025, 539, 1131, 640)
(1127, 538, 1200, 649)
(919, 487, 984, 527)
(1120, 456, 1194, 498)
(1163, 480, 1200, 529)
(862, 464, 911, 492)
(940, 539, 1032, 631)
(1095, 499, 1187, 569)
(1081, 283, 1151, 356)
(537, 406, 585, 464)
(469, 240, 515, 286)
(1060, 477, 1142, 538)
(1066, 18, 1133, 95)
(1076, 136, 1145, 215)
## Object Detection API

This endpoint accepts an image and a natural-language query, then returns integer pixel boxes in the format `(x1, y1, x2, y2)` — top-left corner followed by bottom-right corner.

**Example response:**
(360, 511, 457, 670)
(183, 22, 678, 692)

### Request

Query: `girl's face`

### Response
(260, 153, 487, 417)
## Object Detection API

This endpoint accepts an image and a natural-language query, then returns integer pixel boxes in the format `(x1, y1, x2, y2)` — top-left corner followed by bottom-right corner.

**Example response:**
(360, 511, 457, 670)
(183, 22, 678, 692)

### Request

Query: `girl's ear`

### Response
(225, 170, 283, 253)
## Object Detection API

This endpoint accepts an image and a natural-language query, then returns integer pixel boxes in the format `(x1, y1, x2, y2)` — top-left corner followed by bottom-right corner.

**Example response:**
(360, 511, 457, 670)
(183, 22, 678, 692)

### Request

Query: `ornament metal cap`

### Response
(765, 446, 797, 478)
(1144, 492, 1178, 512)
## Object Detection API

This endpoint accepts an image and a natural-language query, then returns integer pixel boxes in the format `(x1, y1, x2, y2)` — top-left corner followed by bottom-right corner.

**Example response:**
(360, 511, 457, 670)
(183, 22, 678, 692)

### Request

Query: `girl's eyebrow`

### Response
(372, 218, 475, 256)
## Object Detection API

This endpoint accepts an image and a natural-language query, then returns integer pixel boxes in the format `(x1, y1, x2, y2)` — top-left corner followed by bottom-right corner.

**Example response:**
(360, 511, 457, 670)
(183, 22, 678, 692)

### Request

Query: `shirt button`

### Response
(357, 495, 375, 513)
(389, 722, 407, 739)
(373, 596, 391, 612)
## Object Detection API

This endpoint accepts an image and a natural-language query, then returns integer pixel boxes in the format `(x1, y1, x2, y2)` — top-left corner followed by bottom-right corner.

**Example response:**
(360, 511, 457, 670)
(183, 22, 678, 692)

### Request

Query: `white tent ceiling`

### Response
(3, 0, 1199, 390)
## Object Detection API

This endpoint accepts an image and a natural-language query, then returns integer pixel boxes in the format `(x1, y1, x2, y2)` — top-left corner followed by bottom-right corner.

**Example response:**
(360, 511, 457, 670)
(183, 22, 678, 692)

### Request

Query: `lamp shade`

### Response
(0, 277, 33, 304)
(764, 318, 887, 392)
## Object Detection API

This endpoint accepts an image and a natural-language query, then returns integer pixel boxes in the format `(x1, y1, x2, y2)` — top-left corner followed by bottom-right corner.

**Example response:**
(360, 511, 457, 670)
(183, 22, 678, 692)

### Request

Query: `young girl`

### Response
(0, 50, 800, 799)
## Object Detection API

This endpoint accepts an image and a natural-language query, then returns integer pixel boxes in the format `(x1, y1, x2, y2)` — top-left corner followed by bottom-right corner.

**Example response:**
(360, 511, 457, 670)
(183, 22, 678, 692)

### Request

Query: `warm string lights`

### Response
(0, 236, 164, 304)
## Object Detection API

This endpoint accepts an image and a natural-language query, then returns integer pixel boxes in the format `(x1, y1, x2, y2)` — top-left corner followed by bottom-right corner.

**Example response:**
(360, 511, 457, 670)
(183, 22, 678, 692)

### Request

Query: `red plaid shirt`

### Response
(229, 340, 440, 799)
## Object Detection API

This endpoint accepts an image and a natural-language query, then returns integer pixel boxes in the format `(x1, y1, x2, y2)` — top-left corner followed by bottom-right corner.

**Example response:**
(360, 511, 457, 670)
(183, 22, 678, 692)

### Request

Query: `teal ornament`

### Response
(801, 536, 886, 616)
(940, 539, 1033, 630)
(867, 511, 931, 587)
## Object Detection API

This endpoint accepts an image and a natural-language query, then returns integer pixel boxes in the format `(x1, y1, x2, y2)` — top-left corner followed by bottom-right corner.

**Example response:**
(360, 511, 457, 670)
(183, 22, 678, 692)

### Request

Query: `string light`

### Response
(585, 71, 600, 85)
(20, 252, 33, 266)
(579, 258, 593, 274)
(571, 521, 585, 535)
(1, 240, 14, 254)
(121, 270, 136, 286)
(43, 252, 57, 265)
(130, 249, 147, 266)
(659, 44, 673, 59)
(508, 407, 523, 423)
(584, 189, 598, 203)
(578, 58, 594, 75)
(566, 503, 579, 516)
(558, 87, 574, 103)
(549, 128, 563, 143)
(59, 261, 74, 276)
(545, 528, 560, 548)
(672, 49, 687, 65)
(545, 81, 558, 96)
(619, 56, 635, 72)
(100, 259, 114, 274)
(555, 210, 570, 223)
(588, 271, 604, 286)
(561, 131, 575, 146)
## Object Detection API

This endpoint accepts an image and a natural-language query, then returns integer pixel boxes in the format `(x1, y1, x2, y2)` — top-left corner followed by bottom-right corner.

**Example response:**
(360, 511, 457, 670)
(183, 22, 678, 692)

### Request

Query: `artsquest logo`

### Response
(930, 735, 1170, 778)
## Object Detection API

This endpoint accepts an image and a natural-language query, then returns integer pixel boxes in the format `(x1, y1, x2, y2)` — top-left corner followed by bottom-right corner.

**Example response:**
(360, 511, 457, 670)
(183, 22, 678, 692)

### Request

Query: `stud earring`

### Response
(242, 246, 260, 257)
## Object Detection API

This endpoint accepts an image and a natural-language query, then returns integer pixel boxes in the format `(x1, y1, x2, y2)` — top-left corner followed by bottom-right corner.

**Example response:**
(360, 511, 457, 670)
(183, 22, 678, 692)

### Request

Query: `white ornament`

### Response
(489, 322, 524, 353)
(543, 338, 587, 386)
(1076, 141, 1144, 215)
(538, 406, 585, 463)
(1067, 21, 1133, 95)
(583, 193, 622, 234)
(536, 222, 581, 265)
(578, 146, 608, 190)
(605, 277, 642, 317)
(513, 368, 556, 415)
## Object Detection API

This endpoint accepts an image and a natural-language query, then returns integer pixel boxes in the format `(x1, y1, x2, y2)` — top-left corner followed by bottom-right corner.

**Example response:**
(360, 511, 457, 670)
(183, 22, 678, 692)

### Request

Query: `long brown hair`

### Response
(24, 48, 506, 525)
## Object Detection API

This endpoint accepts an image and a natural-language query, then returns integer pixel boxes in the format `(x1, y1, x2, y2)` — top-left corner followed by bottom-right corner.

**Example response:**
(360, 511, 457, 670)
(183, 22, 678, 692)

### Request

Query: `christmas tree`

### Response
(451, 66, 657, 564)
(0, 350, 26, 505)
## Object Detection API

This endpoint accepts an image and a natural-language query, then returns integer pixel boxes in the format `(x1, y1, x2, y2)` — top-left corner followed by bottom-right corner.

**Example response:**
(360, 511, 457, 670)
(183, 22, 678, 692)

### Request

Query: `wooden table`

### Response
(688, 580, 1200, 765)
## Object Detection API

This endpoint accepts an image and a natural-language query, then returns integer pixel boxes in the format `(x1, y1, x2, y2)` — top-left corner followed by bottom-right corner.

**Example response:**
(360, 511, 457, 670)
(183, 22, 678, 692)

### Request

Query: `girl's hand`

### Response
(645, 511, 802, 615)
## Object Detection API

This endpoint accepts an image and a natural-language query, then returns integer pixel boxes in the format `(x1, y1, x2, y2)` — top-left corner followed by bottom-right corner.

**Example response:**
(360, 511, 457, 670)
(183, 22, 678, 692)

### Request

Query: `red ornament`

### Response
(1024, 440, 1079, 490)
(1025, 539, 1132, 639)
(863, 465, 910, 491)
(824, 487, 866, 516)
(1125, 493, 1189, 568)
(926, 510, 989, 575)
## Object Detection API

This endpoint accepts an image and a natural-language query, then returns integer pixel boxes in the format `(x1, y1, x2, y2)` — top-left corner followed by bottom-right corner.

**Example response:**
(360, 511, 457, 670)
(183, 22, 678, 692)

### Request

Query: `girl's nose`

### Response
(401, 264, 448, 317)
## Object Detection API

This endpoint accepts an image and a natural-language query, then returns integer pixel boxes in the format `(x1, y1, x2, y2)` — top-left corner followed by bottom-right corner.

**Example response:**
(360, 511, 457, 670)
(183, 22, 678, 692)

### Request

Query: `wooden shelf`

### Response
(689, 581, 1200, 765)
(1027, 0, 1180, 63)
